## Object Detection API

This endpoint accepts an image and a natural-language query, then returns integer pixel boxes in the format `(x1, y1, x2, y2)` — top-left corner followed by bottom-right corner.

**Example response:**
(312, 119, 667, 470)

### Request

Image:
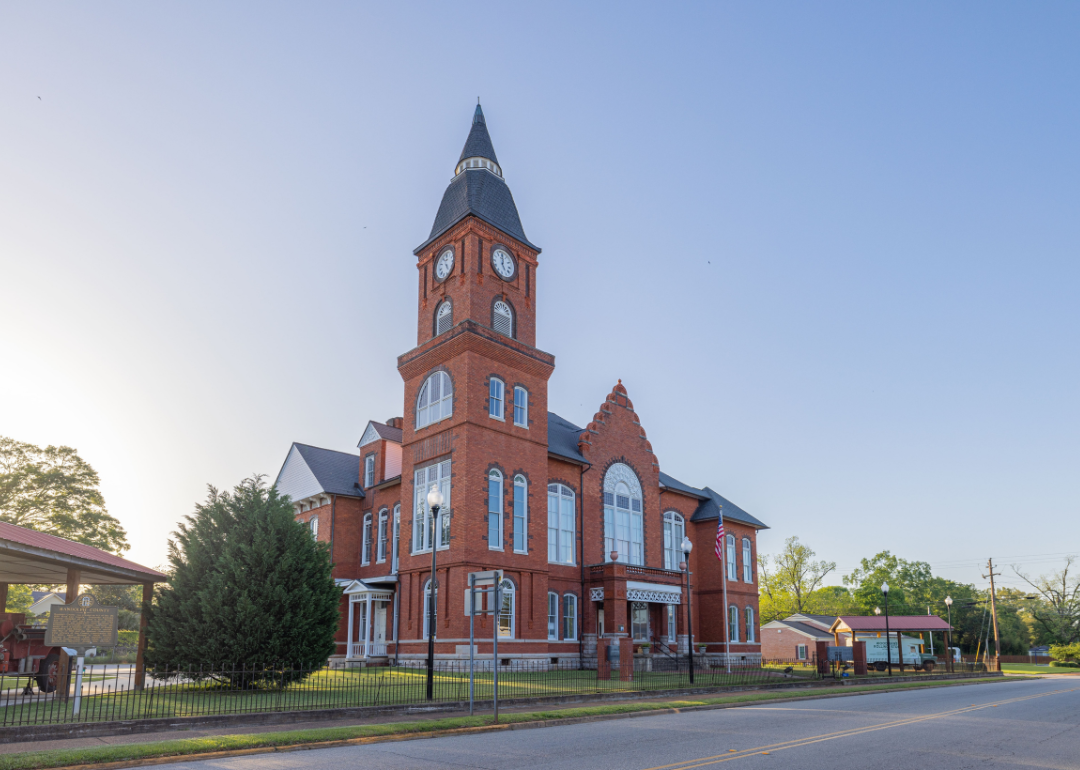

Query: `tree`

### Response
(0, 436, 128, 554)
(1013, 557, 1080, 645)
(758, 537, 837, 621)
(3, 584, 32, 614)
(145, 476, 340, 683)
(91, 585, 144, 631)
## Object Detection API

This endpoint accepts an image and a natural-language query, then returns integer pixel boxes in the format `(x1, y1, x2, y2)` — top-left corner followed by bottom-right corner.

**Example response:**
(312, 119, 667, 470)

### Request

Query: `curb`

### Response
(10, 676, 1022, 770)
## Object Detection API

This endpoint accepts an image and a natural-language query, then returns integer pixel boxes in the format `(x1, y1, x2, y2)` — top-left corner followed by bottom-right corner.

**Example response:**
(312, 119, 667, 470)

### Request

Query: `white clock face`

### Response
(492, 248, 515, 279)
(435, 249, 454, 281)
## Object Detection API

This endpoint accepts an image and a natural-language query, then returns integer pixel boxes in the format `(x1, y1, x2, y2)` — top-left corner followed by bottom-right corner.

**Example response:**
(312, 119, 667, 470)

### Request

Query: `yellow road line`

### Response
(638, 687, 1078, 770)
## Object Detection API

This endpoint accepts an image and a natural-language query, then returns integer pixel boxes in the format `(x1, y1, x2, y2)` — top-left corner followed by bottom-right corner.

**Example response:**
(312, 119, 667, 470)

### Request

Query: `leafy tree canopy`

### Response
(1014, 557, 1080, 645)
(145, 476, 340, 682)
(0, 436, 128, 554)
(758, 536, 837, 621)
(3, 584, 33, 614)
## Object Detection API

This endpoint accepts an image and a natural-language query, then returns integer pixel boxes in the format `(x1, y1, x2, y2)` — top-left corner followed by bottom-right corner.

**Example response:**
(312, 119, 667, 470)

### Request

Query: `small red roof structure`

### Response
(830, 615, 952, 634)
(0, 521, 166, 585)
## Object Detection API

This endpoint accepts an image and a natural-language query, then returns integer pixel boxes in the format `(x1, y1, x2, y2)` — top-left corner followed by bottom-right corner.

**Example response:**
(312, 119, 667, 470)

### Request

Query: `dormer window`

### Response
(364, 454, 376, 488)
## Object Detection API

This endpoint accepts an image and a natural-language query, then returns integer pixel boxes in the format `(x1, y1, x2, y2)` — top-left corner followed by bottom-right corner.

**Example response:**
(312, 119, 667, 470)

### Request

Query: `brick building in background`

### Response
(274, 106, 769, 667)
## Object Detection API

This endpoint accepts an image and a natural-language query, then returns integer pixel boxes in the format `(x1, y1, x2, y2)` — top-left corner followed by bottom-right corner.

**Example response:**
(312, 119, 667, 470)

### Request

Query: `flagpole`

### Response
(722, 526, 730, 673)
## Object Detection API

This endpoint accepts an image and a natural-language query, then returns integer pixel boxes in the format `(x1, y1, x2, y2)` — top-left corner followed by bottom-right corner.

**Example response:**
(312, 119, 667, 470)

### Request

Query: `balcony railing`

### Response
(348, 642, 388, 658)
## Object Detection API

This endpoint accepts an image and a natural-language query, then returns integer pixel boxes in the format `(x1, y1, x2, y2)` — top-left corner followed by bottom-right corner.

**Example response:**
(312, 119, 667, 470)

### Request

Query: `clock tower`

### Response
(395, 104, 556, 651)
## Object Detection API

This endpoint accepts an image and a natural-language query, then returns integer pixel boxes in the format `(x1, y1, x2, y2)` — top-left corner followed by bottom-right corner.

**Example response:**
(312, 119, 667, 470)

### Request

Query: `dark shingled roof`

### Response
(547, 412, 586, 464)
(780, 621, 836, 640)
(293, 443, 365, 498)
(415, 106, 537, 254)
(458, 104, 499, 165)
(690, 487, 769, 530)
(370, 422, 403, 443)
(659, 471, 708, 499)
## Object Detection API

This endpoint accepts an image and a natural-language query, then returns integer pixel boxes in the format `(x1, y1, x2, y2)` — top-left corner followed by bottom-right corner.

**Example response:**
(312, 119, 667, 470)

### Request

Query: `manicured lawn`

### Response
(1000, 662, 1080, 675)
(0, 665, 798, 727)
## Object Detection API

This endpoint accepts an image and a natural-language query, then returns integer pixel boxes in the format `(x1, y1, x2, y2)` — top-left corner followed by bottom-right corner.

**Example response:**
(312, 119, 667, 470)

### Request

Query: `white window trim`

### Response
(797, 644, 808, 661)
(489, 378, 505, 420)
(547, 592, 558, 640)
(663, 511, 685, 571)
(488, 469, 503, 551)
(742, 537, 752, 583)
(726, 534, 737, 581)
(391, 505, 400, 574)
(562, 593, 578, 641)
(377, 509, 388, 563)
(497, 579, 515, 638)
(413, 461, 451, 554)
(416, 371, 453, 430)
(603, 464, 644, 565)
(745, 606, 755, 643)
(728, 605, 739, 643)
(310, 516, 319, 539)
(362, 513, 372, 565)
(547, 484, 576, 566)
(436, 300, 452, 335)
(364, 454, 376, 488)
(512, 474, 528, 554)
(513, 386, 528, 428)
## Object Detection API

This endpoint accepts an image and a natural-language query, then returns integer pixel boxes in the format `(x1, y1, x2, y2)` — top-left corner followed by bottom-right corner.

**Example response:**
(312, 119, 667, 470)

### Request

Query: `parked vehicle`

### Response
(0, 613, 62, 693)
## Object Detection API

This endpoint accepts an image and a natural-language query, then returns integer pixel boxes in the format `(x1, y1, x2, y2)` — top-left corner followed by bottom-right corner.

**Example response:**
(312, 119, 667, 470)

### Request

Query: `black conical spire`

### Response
(458, 102, 499, 165)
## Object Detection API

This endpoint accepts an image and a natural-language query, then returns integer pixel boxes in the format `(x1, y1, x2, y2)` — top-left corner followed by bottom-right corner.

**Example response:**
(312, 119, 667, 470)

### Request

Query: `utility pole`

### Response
(984, 558, 1003, 671)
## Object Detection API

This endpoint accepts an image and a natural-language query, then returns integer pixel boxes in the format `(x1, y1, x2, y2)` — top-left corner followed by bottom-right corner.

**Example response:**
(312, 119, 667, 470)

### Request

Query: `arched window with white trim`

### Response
(413, 459, 451, 553)
(362, 513, 372, 565)
(423, 579, 438, 639)
(603, 463, 643, 565)
(745, 606, 755, 642)
(497, 578, 515, 638)
(547, 592, 558, 640)
(663, 512, 685, 571)
(726, 534, 737, 580)
(728, 605, 739, 642)
(391, 504, 400, 573)
(492, 300, 513, 337)
(547, 484, 576, 565)
(513, 475, 527, 553)
(310, 516, 318, 539)
(377, 509, 388, 563)
(436, 300, 453, 335)
(416, 371, 453, 429)
(563, 594, 578, 641)
(742, 537, 752, 582)
(488, 469, 503, 550)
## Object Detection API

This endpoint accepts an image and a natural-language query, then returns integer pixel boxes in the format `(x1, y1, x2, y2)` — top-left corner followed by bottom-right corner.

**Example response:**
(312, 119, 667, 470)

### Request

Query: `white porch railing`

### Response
(349, 642, 388, 658)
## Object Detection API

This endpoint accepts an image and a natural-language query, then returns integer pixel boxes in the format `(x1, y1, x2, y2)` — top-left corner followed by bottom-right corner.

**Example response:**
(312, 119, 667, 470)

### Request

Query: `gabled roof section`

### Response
(275, 443, 364, 501)
(547, 412, 587, 464)
(459, 103, 498, 165)
(690, 487, 769, 530)
(358, 421, 403, 448)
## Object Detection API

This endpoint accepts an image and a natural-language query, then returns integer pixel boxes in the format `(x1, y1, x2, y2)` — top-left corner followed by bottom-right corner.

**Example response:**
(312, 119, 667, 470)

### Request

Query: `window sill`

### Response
(513, 549, 528, 556)
(513, 422, 528, 429)
(548, 561, 576, 567)
(488, 546, 505, 552)
(488, 414, 505, 422)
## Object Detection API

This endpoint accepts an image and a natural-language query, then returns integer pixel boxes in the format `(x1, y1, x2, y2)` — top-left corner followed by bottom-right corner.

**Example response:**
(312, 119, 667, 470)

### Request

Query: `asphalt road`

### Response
(170, 677, 1080, 770)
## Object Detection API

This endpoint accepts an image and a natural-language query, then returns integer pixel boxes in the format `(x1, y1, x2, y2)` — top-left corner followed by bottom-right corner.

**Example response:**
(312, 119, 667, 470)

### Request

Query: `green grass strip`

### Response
(0, 677, 1018, 770)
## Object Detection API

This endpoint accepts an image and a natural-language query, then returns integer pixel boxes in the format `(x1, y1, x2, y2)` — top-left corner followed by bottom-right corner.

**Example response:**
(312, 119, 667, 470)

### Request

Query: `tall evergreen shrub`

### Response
(146, 477, 340, 684)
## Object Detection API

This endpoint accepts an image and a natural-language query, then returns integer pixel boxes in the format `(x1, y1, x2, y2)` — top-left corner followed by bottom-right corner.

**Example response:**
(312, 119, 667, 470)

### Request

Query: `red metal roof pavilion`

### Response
(830, 616, 953, 634)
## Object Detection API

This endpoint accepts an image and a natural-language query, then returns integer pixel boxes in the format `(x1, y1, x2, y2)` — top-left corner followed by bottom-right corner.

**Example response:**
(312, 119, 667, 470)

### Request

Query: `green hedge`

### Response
(1049, 660, 1079, 668)
(117, 629, 140, 645)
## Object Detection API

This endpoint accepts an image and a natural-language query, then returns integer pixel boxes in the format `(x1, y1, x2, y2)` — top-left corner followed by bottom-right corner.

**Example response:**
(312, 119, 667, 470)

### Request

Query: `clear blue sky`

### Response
(1, 2, 1077, 592)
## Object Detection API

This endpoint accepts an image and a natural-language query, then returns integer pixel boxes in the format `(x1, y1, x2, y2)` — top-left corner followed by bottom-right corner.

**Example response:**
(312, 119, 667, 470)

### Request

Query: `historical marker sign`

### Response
(44, 594, 119, 652)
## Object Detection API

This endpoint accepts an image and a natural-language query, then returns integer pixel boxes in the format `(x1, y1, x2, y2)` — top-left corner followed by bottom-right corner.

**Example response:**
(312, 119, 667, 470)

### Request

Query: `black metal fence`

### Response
(0, 657, 820, 727)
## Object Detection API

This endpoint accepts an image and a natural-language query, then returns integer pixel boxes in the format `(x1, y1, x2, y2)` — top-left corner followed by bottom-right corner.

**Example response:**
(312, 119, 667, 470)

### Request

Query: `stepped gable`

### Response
(579, 380, 660, 470)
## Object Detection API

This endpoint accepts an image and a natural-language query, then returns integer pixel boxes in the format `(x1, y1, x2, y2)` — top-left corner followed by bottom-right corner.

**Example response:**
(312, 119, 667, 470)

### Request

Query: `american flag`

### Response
(714, 514, 725, 562)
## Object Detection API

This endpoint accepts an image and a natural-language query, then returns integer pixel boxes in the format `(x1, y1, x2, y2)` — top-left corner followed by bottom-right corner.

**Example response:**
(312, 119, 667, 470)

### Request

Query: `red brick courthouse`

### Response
(274, 106, 769, 667)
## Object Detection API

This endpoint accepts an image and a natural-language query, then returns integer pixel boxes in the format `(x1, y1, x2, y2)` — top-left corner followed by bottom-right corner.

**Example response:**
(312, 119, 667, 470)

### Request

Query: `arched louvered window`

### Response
(493, 301, 513, 337)
(436, 300, 452, 335)
(416, 371, 452, 429)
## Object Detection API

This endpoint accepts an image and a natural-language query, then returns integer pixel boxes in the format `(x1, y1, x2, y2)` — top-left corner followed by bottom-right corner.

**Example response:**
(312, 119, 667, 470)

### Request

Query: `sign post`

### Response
(465, 571, 501, 717)
(44, 594, 118, 716)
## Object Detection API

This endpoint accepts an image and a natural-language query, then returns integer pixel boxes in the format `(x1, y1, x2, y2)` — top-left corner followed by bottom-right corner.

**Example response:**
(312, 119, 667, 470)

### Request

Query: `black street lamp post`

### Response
(882, 582, 892, 677)
(425, 485, 444, 701)
(680, 535, 694, 685)
(944, 596, 954, 673)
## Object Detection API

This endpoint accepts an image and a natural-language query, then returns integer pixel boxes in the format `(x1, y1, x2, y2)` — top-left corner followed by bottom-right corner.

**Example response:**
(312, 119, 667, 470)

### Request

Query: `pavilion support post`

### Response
(59, 568, 81, 700)
(134, 582, 152, 690)
(0, 582, 8, 613)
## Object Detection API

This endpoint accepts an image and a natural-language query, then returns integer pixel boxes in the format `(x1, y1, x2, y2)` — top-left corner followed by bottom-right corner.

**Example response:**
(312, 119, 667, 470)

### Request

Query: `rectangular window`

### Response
(745, 607, 755, 642)
(365, 454, 376, 488)
(729, 605, 739, 642)
(726, 534, 737, 581)
(667, 605, 677, 645)
(391, 507, 400, 573)
(563, 594, 577, 641)
(597, 606, 605, 637)
(513, 476, 527, 553)
(413, 460, 451, 553)
(547, 593, 558, 640)
(489, 379, 504, 419)
(742, 538, 752, 582)
(548, 485, 575, 565)
(547, 491, 558, 562)
(488, 471, 503, 550)
(797, 644, 807, 661)
(513, 386, 528, 427)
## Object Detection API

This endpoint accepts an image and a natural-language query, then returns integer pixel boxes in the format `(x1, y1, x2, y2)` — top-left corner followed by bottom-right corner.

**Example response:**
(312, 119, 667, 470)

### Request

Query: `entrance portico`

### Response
(343, 580, 394, 661)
